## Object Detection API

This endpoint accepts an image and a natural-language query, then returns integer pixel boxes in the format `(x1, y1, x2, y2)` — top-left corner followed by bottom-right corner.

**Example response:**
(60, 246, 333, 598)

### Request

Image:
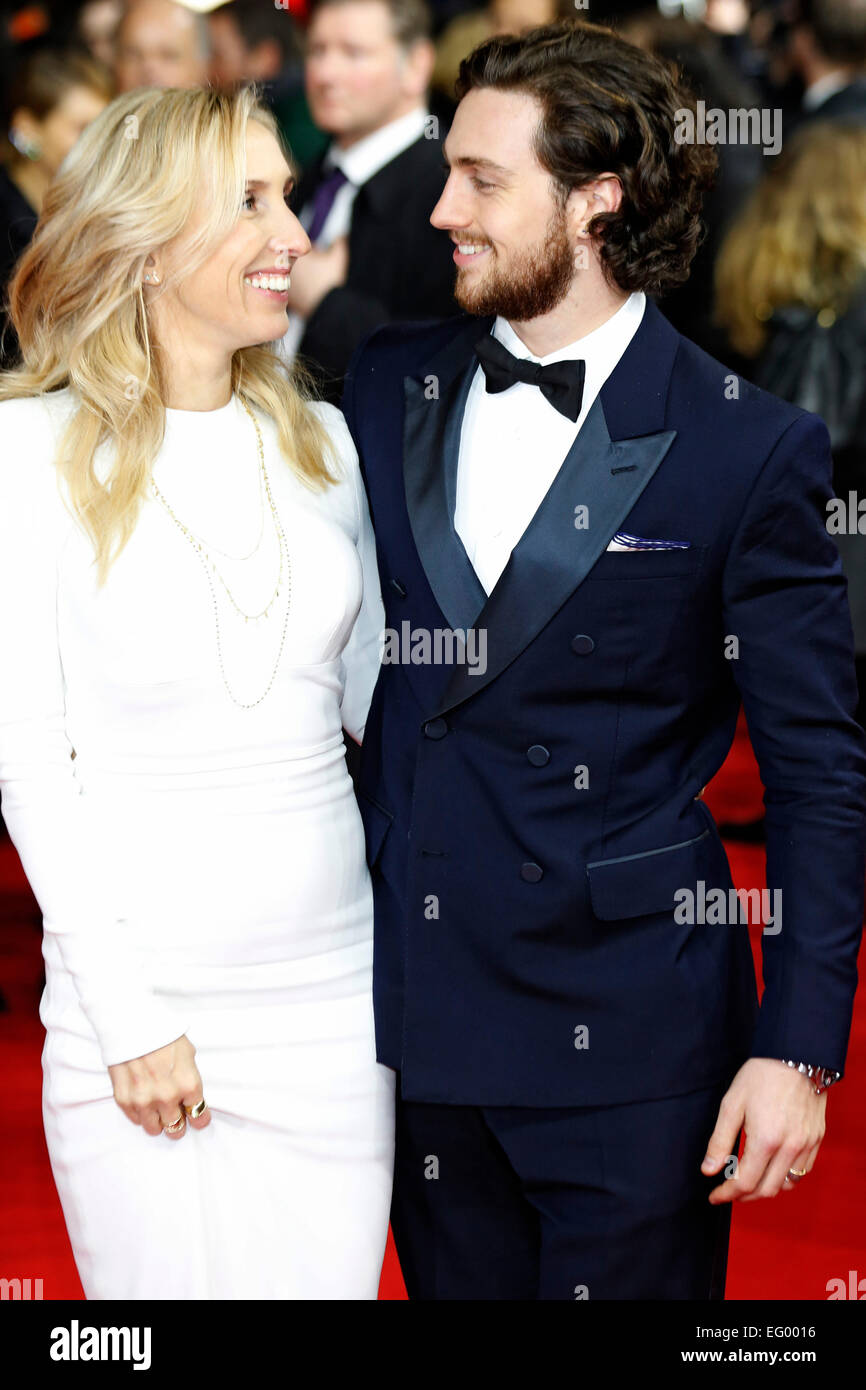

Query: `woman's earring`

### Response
(144, 272, 160, 285)
(9, 127, 42, 161)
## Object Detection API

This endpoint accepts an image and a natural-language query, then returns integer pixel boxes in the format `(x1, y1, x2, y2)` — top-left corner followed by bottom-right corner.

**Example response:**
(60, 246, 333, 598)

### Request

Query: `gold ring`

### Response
(183, 1099, 208, 1120)
(788, 1168, 808, 1178)
(164, 1113, 186, 1134)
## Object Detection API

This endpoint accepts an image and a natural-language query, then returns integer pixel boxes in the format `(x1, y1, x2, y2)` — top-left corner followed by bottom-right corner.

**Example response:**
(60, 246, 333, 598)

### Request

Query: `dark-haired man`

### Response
(790, 0, 866, 123)
(343, 20, 866, 1299)
(209, 0, 302, 89)
(208, 0, 327, 171)
(280, 0, 459, 403)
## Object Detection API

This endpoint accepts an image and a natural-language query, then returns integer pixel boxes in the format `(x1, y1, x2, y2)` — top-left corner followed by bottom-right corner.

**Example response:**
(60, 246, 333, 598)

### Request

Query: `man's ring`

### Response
(183, 1099, 208, 1120)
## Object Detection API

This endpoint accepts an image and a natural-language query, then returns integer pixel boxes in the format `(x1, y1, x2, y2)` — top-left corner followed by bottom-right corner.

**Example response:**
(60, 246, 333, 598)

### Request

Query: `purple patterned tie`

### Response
(305, 166, 349, 243)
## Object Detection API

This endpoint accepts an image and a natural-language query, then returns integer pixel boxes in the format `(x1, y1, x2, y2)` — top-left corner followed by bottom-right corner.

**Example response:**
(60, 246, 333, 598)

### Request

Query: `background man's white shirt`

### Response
(802, 70, 851, 110)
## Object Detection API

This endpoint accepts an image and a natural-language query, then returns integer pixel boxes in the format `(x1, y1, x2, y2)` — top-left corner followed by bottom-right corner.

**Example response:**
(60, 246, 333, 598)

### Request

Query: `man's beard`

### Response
(453, 206, 575, 320)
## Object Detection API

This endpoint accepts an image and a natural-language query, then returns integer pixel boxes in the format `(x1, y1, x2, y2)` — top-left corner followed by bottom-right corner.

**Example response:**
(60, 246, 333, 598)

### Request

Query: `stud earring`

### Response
(10, 128, 41, 161)
(144, 272, 160, 284)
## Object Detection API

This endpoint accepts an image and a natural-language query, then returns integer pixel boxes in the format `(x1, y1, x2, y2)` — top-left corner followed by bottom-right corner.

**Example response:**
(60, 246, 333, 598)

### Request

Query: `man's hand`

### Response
(285, 236, 349, 319)
(108, 1034, 211, 1141)
(701, 1057, 827, 1203)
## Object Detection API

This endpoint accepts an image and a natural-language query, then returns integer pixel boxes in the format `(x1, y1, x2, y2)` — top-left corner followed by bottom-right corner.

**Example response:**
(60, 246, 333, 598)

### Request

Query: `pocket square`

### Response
(605, 532, 691, 552)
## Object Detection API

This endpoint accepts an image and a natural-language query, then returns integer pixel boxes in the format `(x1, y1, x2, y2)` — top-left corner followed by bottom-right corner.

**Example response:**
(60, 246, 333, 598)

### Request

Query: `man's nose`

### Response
(430, 177, 467, 230)
(307, 53, 341, 87)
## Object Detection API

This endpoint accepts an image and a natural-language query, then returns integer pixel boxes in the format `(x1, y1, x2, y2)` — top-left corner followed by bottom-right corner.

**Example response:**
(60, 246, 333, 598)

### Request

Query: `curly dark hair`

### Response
(454, 19, 718, 296)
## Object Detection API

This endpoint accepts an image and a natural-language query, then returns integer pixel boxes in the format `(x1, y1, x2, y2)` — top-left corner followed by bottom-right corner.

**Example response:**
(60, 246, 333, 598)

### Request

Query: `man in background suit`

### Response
(789, 0, 866, 124)
(114, 0, 210, 91)
(282, 0, 459, 403)
(343, 20, 866, 1299)
(207, 0, 328, 172)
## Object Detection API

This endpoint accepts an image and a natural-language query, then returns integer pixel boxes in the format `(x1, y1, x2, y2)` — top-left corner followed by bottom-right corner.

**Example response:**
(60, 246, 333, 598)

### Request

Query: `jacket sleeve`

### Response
(0, 401, 188, 1067)
(299, 175, 459, 404)
(298, 285, 392, 404)
(340, 323, 381, 445)
(721, 410, 866, 1075)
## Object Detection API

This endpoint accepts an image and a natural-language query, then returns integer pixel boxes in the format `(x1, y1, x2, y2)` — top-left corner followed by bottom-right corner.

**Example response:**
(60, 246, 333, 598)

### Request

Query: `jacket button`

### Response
(423, 717, 448, 740)
(571, 633, 595, 655)
(389, 578, 407, 597)
(527, 745, 550, 766)
(521, 862, 543, 882)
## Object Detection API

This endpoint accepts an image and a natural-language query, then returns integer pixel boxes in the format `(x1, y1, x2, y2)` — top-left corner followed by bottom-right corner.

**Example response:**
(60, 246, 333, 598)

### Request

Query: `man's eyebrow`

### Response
(441, 148, 511, 176)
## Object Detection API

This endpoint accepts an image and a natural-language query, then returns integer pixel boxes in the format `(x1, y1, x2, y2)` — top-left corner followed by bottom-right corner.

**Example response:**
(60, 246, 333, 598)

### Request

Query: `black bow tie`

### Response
(474, 334, 586, 422)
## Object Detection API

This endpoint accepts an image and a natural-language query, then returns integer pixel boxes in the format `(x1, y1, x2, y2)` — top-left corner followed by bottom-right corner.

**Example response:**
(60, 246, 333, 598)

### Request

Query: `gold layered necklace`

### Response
(151, 395, 292, 709)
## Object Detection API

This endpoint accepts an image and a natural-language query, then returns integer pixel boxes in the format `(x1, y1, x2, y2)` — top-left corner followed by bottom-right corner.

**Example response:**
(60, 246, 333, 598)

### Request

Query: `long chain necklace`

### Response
(175, 457, 267, 563)
(151, 395, 292, 709)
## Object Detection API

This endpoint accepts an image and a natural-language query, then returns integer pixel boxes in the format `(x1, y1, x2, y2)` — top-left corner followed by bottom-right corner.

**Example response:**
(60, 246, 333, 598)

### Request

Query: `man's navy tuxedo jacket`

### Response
(341, 299, 866, 1107)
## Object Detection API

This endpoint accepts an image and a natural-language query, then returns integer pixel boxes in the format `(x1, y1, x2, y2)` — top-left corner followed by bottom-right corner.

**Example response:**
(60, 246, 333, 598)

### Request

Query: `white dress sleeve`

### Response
(310, 401, 384, 746)
(0, 397, 188, 1067)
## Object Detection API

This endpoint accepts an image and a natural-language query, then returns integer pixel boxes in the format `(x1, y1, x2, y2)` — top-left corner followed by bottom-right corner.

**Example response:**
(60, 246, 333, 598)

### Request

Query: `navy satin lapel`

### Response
(432, 396, 677, 715)
(402, 356, 488, 634)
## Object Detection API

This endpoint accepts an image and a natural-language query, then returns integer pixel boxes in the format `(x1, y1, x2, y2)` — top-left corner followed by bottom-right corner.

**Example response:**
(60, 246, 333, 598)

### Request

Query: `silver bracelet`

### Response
(780, 1059, 841, 1094)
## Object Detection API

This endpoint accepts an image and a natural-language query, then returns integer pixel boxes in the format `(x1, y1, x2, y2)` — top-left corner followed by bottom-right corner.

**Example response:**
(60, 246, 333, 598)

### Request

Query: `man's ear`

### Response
(249, 39, 283, 82)
(581, 173, 623, 218)
(403, 38, 436, 99)
(566, 174, 623, 240)
(788, 23, 819, 70)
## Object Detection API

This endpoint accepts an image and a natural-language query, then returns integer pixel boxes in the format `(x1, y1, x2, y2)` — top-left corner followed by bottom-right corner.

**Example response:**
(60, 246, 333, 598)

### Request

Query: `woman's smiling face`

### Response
(146, 120, 311, 357)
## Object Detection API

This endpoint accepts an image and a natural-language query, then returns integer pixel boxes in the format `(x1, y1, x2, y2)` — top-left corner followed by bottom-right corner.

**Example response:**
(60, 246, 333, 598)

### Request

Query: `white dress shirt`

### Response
(802, 70, 851, 111)
(454, 291, 646, 595)
(279, 106, 430, 362)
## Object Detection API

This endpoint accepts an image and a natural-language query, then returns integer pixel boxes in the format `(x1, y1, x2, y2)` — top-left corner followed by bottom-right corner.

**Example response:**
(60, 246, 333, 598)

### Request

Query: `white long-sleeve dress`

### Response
(0, 388, 395, 1299)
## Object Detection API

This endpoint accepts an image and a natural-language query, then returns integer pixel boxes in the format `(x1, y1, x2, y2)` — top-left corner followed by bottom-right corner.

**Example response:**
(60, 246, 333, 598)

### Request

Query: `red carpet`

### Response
(1, 716, 863, 1300)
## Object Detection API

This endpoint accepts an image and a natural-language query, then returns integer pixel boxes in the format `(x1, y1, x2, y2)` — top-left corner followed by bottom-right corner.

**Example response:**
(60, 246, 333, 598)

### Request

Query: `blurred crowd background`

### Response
(2, 0, 866, 711)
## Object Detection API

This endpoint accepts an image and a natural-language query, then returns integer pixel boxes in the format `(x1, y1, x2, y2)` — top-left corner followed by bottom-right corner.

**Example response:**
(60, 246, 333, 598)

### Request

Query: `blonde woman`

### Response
(0, 85, 394, 1299)
(715, 121, 866, 368)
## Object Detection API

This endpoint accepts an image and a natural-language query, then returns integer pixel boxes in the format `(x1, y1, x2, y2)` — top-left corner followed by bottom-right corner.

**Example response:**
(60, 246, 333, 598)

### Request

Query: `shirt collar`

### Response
(803, 70, 851, 111)
(492, 291, 646, 367)
(325, 107, 429, 187)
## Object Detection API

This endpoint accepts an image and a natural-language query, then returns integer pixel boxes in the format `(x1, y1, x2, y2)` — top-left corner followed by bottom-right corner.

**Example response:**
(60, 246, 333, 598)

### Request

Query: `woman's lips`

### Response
(244, 272, 291, 300)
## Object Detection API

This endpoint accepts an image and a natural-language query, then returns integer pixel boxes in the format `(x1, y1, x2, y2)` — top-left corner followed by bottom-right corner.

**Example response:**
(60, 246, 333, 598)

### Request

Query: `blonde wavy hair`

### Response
(715, 122, 866, 358)
(0, 84, 336, 585)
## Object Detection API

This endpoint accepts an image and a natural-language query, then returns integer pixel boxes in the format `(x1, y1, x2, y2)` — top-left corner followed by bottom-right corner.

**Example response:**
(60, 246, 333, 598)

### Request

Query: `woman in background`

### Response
(0, 47, 111, 365)
(0, 84, 393, 1298)
(715, 121, 866, 723)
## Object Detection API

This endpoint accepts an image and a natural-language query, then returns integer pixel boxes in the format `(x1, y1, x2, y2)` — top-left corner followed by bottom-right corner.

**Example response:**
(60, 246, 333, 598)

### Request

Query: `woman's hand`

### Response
(108, 1035, 211, 1140)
